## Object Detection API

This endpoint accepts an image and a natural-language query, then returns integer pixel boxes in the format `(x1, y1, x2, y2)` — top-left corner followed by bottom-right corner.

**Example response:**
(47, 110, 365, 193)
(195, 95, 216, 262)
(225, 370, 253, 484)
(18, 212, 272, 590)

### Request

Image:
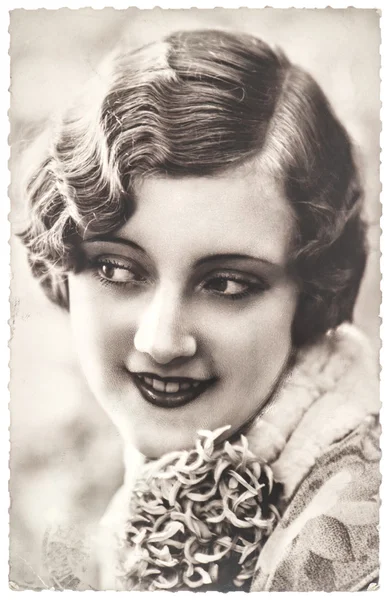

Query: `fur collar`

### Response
(246, 323, 380, 499)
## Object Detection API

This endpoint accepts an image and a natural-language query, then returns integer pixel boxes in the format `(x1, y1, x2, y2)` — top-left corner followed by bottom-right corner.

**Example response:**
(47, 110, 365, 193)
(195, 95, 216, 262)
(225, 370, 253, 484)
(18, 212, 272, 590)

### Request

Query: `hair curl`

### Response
(19, 29, 367, 346)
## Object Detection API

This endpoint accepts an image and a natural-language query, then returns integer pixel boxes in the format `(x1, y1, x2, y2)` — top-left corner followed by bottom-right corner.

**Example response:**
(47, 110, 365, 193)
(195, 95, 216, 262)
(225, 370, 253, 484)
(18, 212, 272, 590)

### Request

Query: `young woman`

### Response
(20, 29, 380, 592)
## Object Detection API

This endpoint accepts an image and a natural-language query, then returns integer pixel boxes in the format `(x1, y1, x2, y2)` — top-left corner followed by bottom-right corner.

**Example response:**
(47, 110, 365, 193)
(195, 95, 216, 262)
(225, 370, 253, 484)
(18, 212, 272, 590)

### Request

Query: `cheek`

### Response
(68, 276, 131, 383)
(201, 285, 297, 380)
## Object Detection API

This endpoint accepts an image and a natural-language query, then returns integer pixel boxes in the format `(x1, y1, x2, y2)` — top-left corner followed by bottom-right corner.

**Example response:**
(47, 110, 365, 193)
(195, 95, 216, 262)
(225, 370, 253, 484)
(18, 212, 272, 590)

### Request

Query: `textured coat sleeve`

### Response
(251, 417, 381, 592)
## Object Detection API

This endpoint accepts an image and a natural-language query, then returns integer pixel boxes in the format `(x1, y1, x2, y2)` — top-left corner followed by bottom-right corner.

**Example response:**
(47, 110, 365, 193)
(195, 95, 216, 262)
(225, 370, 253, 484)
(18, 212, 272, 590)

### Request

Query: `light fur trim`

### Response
(247, 324, 379, 498)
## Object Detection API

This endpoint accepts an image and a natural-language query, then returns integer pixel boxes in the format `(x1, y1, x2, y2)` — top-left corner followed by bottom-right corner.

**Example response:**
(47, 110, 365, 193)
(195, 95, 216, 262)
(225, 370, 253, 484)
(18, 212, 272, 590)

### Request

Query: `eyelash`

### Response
(89, 258, 148, 288)
(201, 273, 269, 301)
(87, 258, 269, 301)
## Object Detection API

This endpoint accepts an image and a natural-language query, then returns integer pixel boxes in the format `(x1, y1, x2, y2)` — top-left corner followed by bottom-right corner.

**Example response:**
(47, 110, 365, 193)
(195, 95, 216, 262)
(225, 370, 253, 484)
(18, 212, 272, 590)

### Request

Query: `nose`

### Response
(134, 288, 197, 365)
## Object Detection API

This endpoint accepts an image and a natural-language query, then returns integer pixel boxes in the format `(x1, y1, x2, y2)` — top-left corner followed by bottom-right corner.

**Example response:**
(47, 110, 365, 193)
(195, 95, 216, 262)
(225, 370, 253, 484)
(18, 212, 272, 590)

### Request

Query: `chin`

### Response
(130, 427, 197, 459)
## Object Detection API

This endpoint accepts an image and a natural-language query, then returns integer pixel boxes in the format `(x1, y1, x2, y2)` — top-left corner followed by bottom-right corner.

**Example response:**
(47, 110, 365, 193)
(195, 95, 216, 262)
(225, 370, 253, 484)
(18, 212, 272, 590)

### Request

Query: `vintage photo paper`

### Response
(9, 6, 382, 593)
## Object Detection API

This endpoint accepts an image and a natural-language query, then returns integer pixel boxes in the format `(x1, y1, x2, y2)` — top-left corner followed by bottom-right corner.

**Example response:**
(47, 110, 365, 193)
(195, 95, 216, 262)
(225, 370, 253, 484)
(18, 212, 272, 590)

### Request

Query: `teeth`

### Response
(139, 376, 205, 394)
(166, 382, 180, 393)
(152, 379, 166, 392)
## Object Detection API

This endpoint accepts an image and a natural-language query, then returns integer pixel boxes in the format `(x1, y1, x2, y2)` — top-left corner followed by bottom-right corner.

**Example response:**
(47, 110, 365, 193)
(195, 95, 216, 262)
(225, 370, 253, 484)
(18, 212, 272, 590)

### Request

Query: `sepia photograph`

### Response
(9, 6, 381, 592)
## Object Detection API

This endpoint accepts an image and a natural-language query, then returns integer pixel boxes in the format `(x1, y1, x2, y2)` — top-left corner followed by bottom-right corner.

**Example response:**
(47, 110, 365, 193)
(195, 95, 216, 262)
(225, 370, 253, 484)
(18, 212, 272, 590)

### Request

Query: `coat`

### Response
(51, 323, 381, 591)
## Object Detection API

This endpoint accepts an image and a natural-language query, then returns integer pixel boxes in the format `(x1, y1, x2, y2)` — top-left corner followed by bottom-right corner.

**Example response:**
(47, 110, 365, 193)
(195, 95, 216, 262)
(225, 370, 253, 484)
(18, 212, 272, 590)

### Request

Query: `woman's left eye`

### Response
(201, 275, 266, 299)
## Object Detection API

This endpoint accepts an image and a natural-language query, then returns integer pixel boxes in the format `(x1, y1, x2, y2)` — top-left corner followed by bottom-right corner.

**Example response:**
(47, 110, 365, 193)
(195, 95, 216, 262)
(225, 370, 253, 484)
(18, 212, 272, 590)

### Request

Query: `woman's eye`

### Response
(205, 278, 248, 296)
(201, 274, 268, 300)
(96, 261, 146, 285)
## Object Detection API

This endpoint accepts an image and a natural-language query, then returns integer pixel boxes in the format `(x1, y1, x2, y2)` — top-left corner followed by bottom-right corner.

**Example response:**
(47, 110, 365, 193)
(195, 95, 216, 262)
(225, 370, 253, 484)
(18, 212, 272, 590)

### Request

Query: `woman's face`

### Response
(68, 163, 299, 457)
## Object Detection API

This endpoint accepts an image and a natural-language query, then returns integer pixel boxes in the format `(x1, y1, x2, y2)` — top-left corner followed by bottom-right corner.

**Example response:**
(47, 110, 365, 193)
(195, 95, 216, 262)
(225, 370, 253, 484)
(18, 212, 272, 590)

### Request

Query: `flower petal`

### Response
(228, 470, 259, 494)
(153, 572, 179, 589)
(194, 546, 230, 564)
(198, 425, 231, 442)
(148, 521, 184, 543)
(183, 566, 213, 588)
(214, 459, 232, 483)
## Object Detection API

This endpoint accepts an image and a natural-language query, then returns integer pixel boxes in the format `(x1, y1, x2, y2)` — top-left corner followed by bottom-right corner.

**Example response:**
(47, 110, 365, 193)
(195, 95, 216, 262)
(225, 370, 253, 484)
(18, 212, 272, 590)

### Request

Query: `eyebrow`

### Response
(83, 235, 147, 255)
(194, 253, 276, 268)
(83, 236, 277, 269)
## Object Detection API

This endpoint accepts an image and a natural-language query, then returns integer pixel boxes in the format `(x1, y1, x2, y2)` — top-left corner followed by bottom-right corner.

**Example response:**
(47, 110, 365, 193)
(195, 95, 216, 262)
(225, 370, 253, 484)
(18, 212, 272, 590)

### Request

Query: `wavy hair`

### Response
(19, 29, 367, 346)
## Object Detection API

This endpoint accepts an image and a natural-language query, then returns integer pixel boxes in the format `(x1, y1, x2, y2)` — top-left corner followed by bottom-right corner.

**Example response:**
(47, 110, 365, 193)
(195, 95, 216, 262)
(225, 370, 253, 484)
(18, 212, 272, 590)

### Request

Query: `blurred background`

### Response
(9, 7, 381, 590)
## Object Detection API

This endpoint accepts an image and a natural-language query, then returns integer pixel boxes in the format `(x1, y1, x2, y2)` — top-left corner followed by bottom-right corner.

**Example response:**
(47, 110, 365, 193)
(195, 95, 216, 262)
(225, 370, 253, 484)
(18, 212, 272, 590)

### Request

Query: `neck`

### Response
(231, 347, 298, 443)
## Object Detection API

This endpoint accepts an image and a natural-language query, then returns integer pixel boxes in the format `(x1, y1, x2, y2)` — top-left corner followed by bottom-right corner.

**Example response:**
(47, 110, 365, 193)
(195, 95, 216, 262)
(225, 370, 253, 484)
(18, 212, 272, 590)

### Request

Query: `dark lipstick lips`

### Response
(130, 372, 217, 409)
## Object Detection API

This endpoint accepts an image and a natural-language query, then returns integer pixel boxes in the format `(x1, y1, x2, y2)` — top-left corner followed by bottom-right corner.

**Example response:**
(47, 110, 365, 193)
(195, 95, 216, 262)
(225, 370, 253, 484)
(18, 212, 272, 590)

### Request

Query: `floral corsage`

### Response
(116, 425, 280, 591)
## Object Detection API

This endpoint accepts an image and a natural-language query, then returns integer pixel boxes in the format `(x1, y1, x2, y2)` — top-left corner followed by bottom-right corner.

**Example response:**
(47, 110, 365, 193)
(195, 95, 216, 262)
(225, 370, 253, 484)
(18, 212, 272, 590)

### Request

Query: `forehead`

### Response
(119, 162, 295, 267)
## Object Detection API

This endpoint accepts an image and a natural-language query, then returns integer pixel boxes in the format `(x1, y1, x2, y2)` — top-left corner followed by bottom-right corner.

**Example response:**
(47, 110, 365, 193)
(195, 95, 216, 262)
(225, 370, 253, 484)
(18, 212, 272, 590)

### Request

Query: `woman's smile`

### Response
(130, 372, 218, 408)
(68, 162, 299, 457)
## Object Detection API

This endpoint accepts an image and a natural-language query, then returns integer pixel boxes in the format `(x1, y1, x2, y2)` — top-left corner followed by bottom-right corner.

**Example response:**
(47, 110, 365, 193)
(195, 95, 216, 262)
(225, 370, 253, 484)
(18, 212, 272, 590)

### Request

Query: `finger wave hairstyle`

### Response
(20, 29, 367, 347)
